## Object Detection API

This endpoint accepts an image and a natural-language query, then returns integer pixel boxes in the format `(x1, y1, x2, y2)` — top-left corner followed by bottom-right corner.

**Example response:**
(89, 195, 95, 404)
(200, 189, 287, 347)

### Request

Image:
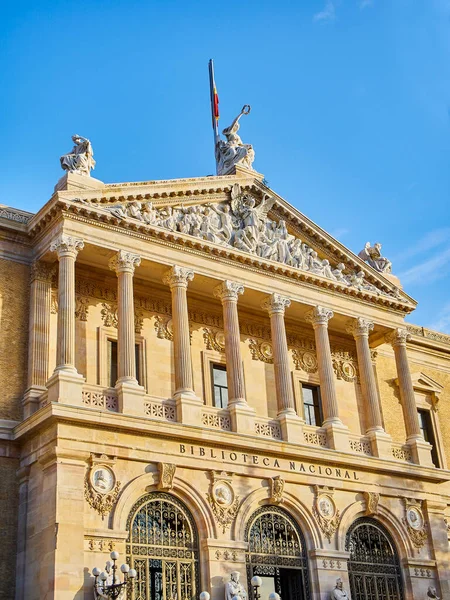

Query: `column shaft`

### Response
(262, 294, 295, 415)
(163, 266, 195, 396)
(214, 281, 245, 405)
(347, 318, 383, 432)
(27, 263, 53, 387)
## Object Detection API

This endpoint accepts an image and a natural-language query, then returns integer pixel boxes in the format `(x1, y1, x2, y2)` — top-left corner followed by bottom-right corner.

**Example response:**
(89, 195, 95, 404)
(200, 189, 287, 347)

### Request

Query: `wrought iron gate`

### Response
(126, 492, 199, 600)
(245, 506, 311, 600)
(345, 518, 404, 600)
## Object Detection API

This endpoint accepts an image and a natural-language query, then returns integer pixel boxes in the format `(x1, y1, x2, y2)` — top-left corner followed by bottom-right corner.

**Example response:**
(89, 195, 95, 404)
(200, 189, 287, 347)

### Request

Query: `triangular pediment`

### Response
(49, 173, 415, 310)
(410, 372, 443, 395)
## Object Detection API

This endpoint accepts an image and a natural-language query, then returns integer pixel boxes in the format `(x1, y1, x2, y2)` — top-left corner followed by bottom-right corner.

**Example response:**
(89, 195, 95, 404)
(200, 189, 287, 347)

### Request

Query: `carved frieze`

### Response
(312, 486, 340, 543)
(157, 463, 176, 491)
(403, 498, 427, 549)
(248, 339, 273, 363)
(207, 471, 240, 534)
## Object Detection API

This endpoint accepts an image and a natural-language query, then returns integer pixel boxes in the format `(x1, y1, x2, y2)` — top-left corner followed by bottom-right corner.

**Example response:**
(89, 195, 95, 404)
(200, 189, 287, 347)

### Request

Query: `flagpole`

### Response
(208, 59, 219, 174)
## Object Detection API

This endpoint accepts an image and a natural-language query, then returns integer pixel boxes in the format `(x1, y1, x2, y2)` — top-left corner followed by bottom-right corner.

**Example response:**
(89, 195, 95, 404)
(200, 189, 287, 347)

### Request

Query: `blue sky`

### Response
(1, 0, 450, 331)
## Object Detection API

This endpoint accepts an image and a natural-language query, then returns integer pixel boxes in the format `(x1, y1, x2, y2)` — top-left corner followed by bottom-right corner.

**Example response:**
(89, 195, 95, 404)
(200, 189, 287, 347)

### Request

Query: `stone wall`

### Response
(0, 456, 19, 599)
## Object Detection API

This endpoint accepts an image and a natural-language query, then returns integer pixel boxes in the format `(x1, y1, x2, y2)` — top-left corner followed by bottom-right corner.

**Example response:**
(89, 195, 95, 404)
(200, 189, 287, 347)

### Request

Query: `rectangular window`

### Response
(302, 384, 322, 426)
(418, 409, 440, 467)
(107, 340, 141, 387)
(212, 364, 228, 409)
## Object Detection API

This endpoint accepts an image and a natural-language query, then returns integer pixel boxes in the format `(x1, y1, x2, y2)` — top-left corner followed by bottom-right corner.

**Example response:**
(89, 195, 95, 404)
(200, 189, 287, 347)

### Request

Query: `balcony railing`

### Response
(254, 416, 282, 440)
(303, 425, 327, 448)
(201, 406, 231, 431)
(349, 433, 372, 456)
(391, 441, 413, 462)
(82, 385, 118, 412)
(144, 397, 176, 422)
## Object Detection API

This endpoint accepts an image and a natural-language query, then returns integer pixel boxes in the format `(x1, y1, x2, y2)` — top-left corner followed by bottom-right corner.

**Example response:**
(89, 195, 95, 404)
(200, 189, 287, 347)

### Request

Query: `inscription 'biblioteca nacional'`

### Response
(179, 444, 360, 480)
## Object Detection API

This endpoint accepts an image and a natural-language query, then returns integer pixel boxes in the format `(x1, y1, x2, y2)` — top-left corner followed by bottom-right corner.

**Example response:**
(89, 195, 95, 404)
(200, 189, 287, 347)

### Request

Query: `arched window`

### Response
(345, 518, 404, 600)
(126, 492, 199, 600)
(245, 506, 311, 600)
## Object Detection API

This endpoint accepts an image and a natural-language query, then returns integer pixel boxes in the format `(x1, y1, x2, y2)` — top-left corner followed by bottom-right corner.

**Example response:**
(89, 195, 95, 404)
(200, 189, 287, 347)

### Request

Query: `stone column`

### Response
(385, 328, 433, 466)
(305, 306, 348, 451)
(163, 266, 200, 424)
(46, 235, 84, 404)
(214, 281, 255, 433)
(23, 262, 54, 417)
(109, 250, 144, 415)
(346, 317, 392, 457)
(262, 293, 303, 442)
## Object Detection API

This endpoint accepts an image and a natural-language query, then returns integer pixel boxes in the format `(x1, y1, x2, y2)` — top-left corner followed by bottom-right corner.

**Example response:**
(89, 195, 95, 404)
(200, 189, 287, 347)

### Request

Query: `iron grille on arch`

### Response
(126, 492, 200, 600)
(345, 517, 404, 600)
(245, 505, 311, 600)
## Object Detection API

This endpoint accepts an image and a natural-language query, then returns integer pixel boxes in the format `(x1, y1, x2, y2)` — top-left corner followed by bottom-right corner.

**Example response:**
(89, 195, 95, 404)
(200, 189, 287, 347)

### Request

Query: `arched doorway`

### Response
(126, 492, 200, 600)
(245, 506, 311, 600)
(345, 517, 404, 600)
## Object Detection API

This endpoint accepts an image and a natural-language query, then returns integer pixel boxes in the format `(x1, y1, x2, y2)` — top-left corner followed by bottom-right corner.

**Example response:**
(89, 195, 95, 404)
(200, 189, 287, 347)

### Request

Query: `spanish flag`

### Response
(209, 59, 219, 137)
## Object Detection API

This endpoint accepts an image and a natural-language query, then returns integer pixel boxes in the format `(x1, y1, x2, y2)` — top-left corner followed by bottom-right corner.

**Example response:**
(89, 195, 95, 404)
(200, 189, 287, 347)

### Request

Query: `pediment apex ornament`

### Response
(50, 234, 84, 258)
(207, 471, 240, 534)
(216, 105, 255, 176)
(402, 498, 427, 550)
(305, 305, 334, 327)
(268, 475, 285, 504)
(157, 462, 176, 491)
(163, 265, 195, 288)
(312, 486, 340, 543)
(213, 280, 244, 301)
(261, 293, 291, 315)
(85, 458, 121, 519)
(108, 250, 141, 275)
(346, 317, 374, 338)
(363, 491, 380, 516)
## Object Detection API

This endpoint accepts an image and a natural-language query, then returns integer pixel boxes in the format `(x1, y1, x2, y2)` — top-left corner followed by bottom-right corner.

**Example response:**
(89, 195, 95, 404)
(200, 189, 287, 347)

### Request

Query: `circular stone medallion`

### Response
(260, 342, 273, 360)
(302, 352, 318, 372)
(407, 507, 423, 530)
(215, 331, 226, 350)
(213, 481, 234, 506)
(91, 466, 115, 494)
(318, 495, 335, 518)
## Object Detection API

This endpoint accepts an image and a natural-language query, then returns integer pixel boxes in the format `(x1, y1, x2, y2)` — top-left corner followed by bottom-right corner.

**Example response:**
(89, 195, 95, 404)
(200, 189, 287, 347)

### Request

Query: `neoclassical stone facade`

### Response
(1, 165, 450, 600)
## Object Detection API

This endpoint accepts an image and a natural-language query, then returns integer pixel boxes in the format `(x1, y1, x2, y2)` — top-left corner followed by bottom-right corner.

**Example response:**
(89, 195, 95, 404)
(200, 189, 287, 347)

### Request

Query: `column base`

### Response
(46, 370, 85, 405)
(366, 429, 392, 458)
(229, 403, 255, 434)
(278, 412, 304, 443)
(407, 436, 434, 467)
(23, 386, 47, 418)
(175, 393, 202, 425)
(323, 420, 349, 452)
(116, 381, 145, 416)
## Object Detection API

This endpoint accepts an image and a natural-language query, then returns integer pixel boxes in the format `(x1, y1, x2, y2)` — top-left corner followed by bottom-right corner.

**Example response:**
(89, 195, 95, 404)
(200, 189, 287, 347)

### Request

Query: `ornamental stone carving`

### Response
(100, 185, 396, 298)
(358, 242, 392, 274)
(84, 456, 121, 519)
(363, 491, 380, 516)
(292, 349, 318, 373)
(50, 234, 84, 258)
(346, 317, 374, 338)
(312, 486, 340, 543)
(207, 471, 240, 534)
(108, 250, 141, 274)
(385, 328, 411, 347)
(330, 578, 349, 599)
(101, 302, 143, 333)
(216, 104, 255, 175)
(157, 463, 176, 491)
(30, 261, 55, 283)
(213, 280, 244, 302)
(248, 339, 274, 363)
(261, 293, 291, 315)
(331, 350, 359, 382)
(163, 265, 194, 288)
(268, 475, 285, 504)
(224, 571, 248, 600)
(154, 316, 174, 340)
(403, 498, 427, 549)
(426, 586, 441, 599)
(60, 134, 96, 176)
(305, 305, 333, 327)
(75, 295, 89, 321)
(203, 328, 226, 352)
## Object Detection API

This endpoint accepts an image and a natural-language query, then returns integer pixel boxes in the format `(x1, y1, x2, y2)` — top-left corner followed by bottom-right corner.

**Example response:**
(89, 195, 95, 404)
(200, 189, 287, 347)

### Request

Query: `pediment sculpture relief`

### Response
(100, 184, 398, 298)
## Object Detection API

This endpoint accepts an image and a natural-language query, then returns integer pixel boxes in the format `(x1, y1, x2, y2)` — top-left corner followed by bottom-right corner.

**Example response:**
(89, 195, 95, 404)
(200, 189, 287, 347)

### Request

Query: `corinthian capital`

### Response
(109, 250, 141, 275)
(163, 265, 194, 288)
(261, 293, 291, 315)
(385, 327, 411, 347)
(50, 234, 84, 259)
(305, 305, 334, 327)
(213, 280, 244, 302)
(346, 317, 374, 338)
(30, 261, 55, 283)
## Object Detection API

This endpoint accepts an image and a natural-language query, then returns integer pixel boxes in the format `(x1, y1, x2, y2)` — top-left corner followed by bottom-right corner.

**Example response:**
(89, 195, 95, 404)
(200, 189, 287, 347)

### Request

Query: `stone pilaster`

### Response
(15, 466, 30, 600)
(305, 306, 349, 451)
(262, 293, 303, 442)
(46, 235, 84, 404)
(385, 328, 433, 466)
(214, 281, 255, 433)
(346, 317, 391, 458)
(423, 500, 450, 598)
(109, 250, 144, 415)
(23, 262, 54, 417)
(163, 266, 200, 424)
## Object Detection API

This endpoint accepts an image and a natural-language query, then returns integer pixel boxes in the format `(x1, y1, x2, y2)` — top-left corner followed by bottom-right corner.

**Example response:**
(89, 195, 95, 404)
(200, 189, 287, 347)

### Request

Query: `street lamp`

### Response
(92, 551, 136, 599)
(251, 576, 262, 600)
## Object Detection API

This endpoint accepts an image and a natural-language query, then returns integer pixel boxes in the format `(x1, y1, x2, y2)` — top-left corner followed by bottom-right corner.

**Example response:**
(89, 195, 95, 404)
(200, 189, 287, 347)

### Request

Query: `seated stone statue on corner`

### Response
(225, 571, 248, 600)
(358, 242, 392, 274)
(60, 134, 96, 176)
(330, 578, 349, 599)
